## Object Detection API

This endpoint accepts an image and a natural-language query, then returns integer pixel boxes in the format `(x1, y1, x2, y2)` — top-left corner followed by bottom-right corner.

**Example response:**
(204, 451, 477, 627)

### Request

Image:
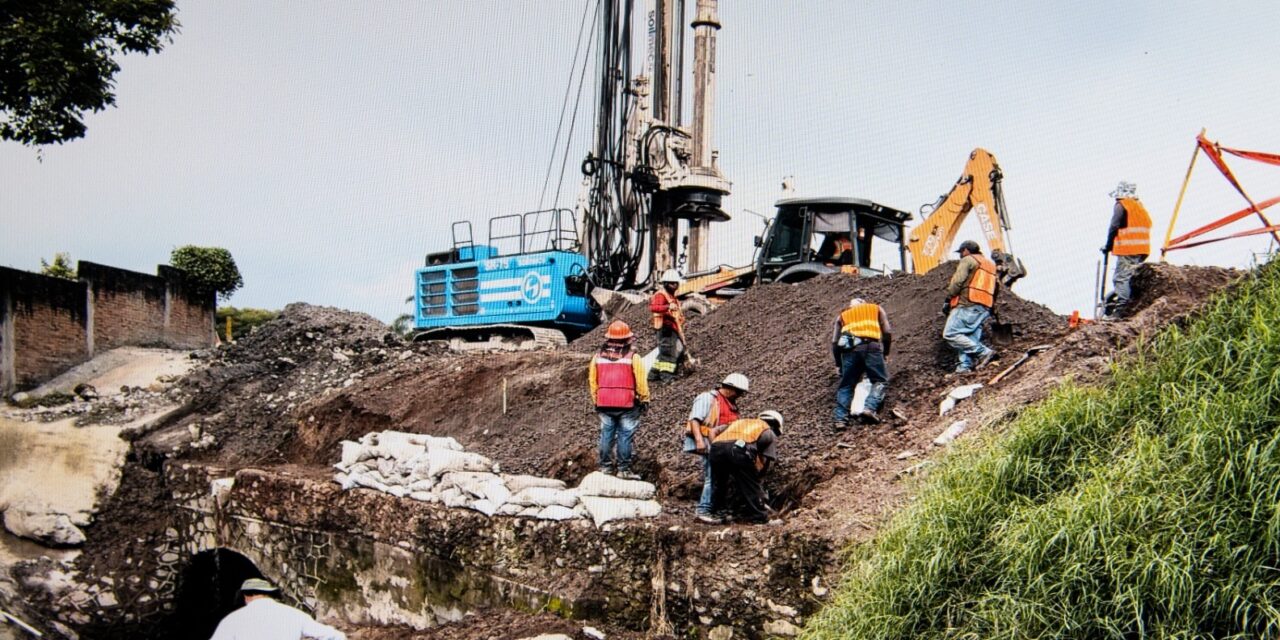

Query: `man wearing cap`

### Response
(588, 320, 650, 480)
(943, 240, 999, 373)
(649, 269, 686, 383)
(210, 578, 346, 640)
(685, 373, 748, 519)
(1101, 181, 1152, 317)
(832, 297, 893, 429)
(703, 410, 785, 525)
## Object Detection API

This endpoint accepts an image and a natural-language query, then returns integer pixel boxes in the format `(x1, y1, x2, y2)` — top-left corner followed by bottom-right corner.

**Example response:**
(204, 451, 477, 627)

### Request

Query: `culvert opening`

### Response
(162, 548, 269, 640)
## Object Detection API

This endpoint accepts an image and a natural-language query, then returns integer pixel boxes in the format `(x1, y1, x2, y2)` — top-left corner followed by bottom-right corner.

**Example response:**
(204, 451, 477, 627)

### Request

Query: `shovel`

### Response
(988, 344, 1052, 385)
(677, 327, 699, 373)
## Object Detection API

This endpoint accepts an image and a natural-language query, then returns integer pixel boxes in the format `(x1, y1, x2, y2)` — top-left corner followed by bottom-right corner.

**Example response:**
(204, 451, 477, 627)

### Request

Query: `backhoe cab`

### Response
(755, 197, 913, 284)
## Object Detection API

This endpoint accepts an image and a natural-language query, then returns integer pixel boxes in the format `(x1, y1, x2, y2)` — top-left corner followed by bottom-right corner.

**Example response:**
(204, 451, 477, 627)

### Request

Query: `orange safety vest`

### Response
(1113, 198, 1152, 256)
(593, 353, 637, 409)
(838, 303, 882, 340)
(687, 390, 739, 438)
(951, 254, 997, 309)
(712, 418, 773, 471)
(650, 290, 685, 331)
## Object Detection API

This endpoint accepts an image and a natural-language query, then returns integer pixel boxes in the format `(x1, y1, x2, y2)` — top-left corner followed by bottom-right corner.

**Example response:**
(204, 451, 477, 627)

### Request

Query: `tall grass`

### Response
(803, 263, 1280, 640)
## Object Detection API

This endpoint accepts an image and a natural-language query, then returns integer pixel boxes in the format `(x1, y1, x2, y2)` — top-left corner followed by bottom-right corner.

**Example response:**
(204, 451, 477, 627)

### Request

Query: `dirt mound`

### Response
(300, 264, 1064, 515)
(1127, 262, 1240, 316)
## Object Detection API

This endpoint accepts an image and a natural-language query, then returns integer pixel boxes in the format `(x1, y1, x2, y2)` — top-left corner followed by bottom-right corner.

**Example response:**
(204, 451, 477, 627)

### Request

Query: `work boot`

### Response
(697, 512, 726, 525)
(599, 467, 615, 476)
(976, 349, 998, 370)
(954, 365, 973, 374)
(617, 470, 641, 481)
(832, 419, 850, 432)
(858, 410, 881, 425)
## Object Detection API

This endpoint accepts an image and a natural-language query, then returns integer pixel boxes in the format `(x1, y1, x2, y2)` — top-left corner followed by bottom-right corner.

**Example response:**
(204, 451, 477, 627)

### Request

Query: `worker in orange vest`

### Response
(649, 269, 686, 383)
(943, 240, 999, 373)
(588, 321, 651, 480)
(832, 297, 893, 429)
(702, 410, 784, 525)
(684, 373, 748, 520)
(1101, 181, 1152, 318)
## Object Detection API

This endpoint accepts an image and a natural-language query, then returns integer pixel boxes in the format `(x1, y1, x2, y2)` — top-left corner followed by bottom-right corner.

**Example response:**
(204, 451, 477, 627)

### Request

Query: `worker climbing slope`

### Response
(831, 297, 893, 429)
(1102, 181, 1152, 318)
(943, 240, 999, 373)
(649, 269, 688, 383)
(685, 373, 748, 521)
(588, 321, 650, 480)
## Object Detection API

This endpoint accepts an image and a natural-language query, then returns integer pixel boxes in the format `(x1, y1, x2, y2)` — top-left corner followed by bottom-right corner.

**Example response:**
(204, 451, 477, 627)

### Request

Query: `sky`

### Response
(4, 1, 1280, 322)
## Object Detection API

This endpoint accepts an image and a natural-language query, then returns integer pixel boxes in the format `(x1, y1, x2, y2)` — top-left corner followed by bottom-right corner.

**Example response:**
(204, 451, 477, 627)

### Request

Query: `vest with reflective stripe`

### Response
(689, 390, 739, 437)
(712, 418, 769, 444)
(838, 303, 882, 340)
(594, 353, 637, 409)
(952, 254, 997, 309)
(1114, 198, 1152, 256)
(650, 290, 685, 331)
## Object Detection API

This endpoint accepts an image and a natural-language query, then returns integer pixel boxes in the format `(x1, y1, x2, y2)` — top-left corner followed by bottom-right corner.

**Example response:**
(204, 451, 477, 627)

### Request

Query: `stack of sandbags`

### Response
(333, 431, 663, 525)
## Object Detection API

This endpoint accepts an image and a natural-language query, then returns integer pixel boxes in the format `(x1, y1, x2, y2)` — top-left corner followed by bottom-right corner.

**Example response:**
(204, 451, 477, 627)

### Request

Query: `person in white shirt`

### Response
(210, 578, 346, 640)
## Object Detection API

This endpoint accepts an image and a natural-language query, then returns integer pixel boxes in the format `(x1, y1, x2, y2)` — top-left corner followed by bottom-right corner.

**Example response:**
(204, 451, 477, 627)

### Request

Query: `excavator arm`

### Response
(906, 148, 1026, 285)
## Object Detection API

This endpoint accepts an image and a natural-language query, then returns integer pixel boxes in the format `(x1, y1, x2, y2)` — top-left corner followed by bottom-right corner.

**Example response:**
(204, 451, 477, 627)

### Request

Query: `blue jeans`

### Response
(835, 345, 888, 422)
(681, 434, 715, 515)
(943, 305, 993, 370)
(598, 408, 641, 472)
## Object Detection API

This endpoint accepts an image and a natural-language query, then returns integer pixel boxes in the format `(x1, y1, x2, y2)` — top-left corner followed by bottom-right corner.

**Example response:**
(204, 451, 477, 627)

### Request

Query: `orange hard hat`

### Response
(606, 320, 634, 340)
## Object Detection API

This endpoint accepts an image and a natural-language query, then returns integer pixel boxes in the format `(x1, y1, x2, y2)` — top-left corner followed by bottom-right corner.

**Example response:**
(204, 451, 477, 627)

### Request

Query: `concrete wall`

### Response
(0, 262, 215, 395)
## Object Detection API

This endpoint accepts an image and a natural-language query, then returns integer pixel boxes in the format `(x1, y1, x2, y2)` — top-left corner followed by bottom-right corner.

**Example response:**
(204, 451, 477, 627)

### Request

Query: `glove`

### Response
(1100, 246, 1110, 255)
(638, 402, 650, 413)
(941, 302, 952, 316)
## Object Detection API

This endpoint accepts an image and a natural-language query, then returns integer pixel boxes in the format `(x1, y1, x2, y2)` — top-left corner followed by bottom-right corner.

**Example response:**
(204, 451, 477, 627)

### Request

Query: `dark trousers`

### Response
(709, 442, 769, 524)
(835, 343, 889, 422)
(649, 326, 683, 381)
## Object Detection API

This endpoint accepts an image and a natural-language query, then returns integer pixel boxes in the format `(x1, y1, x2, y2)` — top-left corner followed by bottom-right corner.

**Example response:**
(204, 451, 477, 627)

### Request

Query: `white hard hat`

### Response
(660, 269, 682, 284)
(849, 297, 865, 307)
(758, 410, 784, 433)
(1110, 181, 1137, 199)
(721, 372, 750, 393)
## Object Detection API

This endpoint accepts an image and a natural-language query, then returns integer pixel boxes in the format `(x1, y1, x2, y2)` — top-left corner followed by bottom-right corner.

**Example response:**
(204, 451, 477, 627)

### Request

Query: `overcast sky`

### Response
(4, 1, 1279, 321)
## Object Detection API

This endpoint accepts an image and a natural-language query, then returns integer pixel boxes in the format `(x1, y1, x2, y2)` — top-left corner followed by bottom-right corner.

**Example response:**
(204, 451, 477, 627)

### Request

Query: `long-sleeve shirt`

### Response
(588, 352, 651, 405)
(945, 255, 979, 303)
(1103, 201, 1127, 252)
(210, 598, 346, 640)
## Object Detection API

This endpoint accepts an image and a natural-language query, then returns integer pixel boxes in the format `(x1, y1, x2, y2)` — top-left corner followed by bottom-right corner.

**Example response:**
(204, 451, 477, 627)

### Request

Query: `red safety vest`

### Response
(951, 254, 997, 309)
(650, 290, 684, 331)
(1114, 198, 1152, 256)
(687, 390, 739, 437)
(594, 353, 637, 409)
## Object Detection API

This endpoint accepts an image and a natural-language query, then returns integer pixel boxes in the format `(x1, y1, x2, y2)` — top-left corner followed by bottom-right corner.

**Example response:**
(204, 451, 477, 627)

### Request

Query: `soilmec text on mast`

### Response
(412, 210, 596, 350)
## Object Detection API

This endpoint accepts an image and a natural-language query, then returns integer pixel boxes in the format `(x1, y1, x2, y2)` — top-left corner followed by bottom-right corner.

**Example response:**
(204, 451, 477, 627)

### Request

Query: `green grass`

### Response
(803, 263, 1280, 640)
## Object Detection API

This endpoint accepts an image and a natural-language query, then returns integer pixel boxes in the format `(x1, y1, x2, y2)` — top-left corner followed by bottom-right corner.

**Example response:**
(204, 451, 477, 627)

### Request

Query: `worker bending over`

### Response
(1101, 181, 1151, 318)
(649, 269, 687, 383)
(703, 410, 785, 525)
(832, 297, 892, 429)
(211, 578, 346, 640)
(588, 321, 650, 480)
(943, 240, 998, 373)
(685, 373, 748, 520)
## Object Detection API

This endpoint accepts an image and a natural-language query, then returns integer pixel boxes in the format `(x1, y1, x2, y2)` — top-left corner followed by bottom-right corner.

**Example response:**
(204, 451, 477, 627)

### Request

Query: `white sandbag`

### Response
(387, 486, 408, 498)
(351, 473, 390, 493)
(377, 457, 397, 478)
(519, 506, 542, 518)
(409, 491, 437, 503)
(949, 383, 983, 400)
(578, 496, 662, 527)
(348, 462, 372, 475)
(413, 434, 464, 452)
(481, 478, 511, 507)
(426, 449, 494, 478)
(536, 505, 581, 521)
(497, 502, 526, 516)
(333, 473, 356, 491)
(576, 471, 656, 500)
(439, 471, 502, 498)
(939, 396, 957, 416)
(339, 441, 367, 468)
(408, 478, 436, 493)
(503, 474, 567, 493)
(469, 499, 498, 517)
(440, 487, 470, 508)
(934, 420, 968, 446)
(509, 487, 579, 509)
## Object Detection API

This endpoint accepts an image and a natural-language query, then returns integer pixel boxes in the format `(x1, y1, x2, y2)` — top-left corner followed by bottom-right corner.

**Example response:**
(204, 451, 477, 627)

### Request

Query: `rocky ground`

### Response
(1, 263, 1244, 640)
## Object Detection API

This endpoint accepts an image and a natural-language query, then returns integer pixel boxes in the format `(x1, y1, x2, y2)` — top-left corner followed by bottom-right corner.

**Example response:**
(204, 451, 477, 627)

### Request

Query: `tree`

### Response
(215, 307, 278, 341)
(170, 246, 243, 301)
(0, 0, 180, 146)
(39, 252, 76, 279)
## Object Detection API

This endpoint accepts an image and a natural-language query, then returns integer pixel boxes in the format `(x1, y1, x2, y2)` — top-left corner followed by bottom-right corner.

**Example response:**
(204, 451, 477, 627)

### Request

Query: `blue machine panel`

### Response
(414, 249, 595, 333)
